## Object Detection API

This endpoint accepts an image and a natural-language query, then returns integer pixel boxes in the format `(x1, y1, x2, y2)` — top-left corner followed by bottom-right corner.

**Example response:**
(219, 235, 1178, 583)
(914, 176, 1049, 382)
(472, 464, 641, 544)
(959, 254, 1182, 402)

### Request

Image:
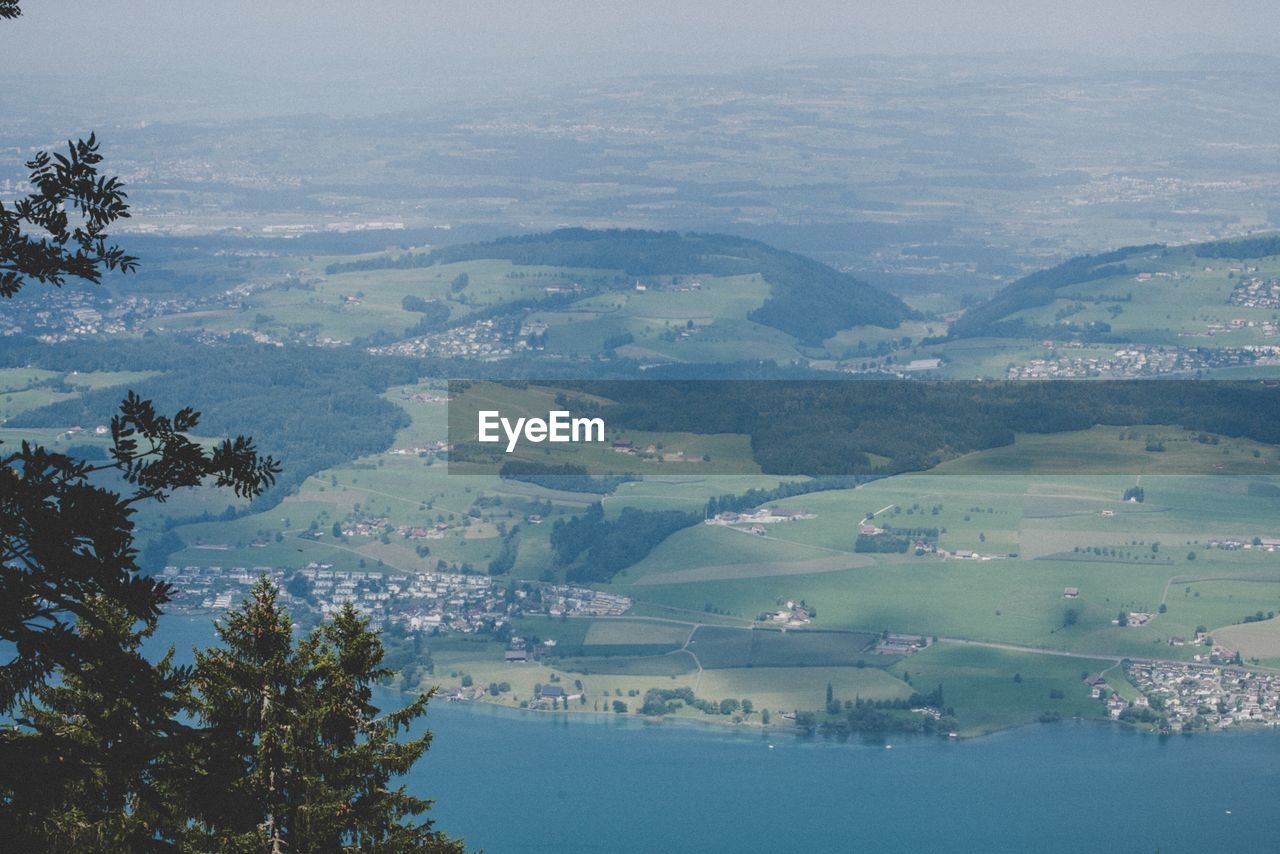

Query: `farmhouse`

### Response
(505, 649, 529, 662)
(875, 634, 927, 656)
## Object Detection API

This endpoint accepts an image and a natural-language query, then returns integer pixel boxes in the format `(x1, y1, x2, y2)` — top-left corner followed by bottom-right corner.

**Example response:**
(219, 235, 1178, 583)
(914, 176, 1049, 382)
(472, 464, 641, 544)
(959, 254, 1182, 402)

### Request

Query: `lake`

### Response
(149, 614, 1280, 853)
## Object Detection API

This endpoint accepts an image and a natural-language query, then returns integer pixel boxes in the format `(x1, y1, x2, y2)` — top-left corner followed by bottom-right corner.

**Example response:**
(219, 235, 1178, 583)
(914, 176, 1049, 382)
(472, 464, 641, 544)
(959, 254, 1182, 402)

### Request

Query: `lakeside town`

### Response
(1120, 658, 1280, 732)
(161, 563, 631, 632)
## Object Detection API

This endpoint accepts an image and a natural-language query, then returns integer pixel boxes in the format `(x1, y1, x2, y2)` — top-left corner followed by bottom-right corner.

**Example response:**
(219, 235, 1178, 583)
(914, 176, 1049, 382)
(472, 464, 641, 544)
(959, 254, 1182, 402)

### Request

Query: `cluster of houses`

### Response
(399, 390, 451, 405)
(1134, 270, 1185, 282)
(339, 517, 393, 538)
(631, 277, 703, 294)
(766, 600, 813, 626)
(163, 564, 632, 634)
(1227, 275, 1280, 310)
(10, 288, 197, 341)
(1206, 536, 1280, 553)
(2, 269, 316, 342)
(539, 585, 631, 618)
(399, 522, 452, 540)
(874, 633, 929, 656)
(1183, 320, 1280, 339)
(856, 522, 1004, 560)
(1005, 344, 1268, 379)
(707, 506, 817, 534)
(1121, 659, 1280, 732)
(162, 565, 288, 612)
(947, 549, 1007, 561)
(386, 440, 449, 457)
(609, 440, 705, 463)
(370, 317, 536, 360)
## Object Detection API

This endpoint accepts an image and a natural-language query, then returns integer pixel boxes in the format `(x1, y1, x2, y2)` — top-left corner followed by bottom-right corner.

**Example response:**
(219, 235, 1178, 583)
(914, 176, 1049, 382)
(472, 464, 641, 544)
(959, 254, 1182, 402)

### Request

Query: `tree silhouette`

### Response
(0, 134, 138, 297)
(0, 124, 280, 843)
(187, 580, 463, 851)
(0, 7, 461, 848)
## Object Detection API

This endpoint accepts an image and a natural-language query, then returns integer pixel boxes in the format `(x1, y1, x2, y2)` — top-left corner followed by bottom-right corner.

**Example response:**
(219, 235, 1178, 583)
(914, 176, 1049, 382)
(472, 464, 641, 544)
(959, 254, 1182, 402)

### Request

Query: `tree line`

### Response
(553, 379, 1280, 476)
(550, 503, 701, 583)
(3, 338, 415, 509)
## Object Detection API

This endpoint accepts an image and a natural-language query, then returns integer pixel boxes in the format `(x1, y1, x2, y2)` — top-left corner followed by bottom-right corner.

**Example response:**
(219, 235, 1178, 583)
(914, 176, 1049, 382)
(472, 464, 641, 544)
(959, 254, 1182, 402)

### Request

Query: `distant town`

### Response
(162, 564, 631, 633)
(1005, 343, 1277, 380)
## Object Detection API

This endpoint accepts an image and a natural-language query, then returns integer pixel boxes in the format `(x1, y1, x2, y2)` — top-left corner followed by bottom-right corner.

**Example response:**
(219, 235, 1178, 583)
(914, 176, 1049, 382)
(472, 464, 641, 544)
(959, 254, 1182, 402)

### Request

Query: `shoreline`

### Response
(415, 692, 1280, 745)
(404, 686, 1270, 743)
(156, 612, 1279, 743)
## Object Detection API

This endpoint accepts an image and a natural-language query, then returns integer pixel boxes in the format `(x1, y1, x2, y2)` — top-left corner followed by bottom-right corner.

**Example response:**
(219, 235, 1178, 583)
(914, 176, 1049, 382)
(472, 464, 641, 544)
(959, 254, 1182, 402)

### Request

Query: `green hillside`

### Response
(951, 233, 1280, 346)
(330, 228, 916, 345)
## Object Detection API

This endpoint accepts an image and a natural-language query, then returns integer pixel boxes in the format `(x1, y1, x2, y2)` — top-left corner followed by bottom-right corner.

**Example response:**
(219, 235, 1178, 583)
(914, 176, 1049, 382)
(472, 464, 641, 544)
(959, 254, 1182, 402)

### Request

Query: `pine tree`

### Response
(189, 579, 464, 852)
(4, 597, 192, 850)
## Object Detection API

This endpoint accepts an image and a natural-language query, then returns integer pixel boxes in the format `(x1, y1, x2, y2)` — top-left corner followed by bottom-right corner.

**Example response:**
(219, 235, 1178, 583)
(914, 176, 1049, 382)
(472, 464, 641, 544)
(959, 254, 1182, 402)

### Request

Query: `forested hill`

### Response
(950, 243, 1162, 338)
(331, 228, 916, 344)
(3, 339, 416, 509)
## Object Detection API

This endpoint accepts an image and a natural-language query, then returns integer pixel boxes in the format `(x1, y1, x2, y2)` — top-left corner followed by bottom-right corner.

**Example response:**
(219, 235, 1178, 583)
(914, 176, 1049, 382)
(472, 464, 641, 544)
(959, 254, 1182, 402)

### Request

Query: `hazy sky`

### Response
(7, 1, 1280, 117)
(12, 0, 1278, 63)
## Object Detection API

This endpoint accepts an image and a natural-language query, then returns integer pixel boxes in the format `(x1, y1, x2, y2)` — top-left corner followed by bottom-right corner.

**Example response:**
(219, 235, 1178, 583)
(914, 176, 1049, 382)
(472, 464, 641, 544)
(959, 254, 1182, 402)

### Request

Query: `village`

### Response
(0, 270, 319, 342)
(161, 563, 631, 634)
(1119, 659, 1280, 733)
(1227, 274, 1280, 310)
(1004, 343, 1272, 379)
(369, 315, 537, 360)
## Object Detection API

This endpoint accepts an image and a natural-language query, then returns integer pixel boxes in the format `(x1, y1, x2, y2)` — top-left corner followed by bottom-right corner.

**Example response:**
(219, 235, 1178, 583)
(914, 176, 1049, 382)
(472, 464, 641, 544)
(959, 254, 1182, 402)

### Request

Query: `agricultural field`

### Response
(528, 273, 805, 365)
(138, 397, 1280, 733)
(888, 644, 1115, 736)
(933, 425, 1280, 476)
(1003, 248, 1280, 348)
(1213, 618, 1280, 667)
(14, 284, 1279, 737)
(0, 367, 158, 423)
(422, 622, 911, 724)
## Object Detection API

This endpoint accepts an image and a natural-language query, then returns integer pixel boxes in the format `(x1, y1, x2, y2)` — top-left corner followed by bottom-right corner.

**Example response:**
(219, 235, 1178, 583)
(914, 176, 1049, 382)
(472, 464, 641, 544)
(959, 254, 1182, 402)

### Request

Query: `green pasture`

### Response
(891, 644, 1113, 735)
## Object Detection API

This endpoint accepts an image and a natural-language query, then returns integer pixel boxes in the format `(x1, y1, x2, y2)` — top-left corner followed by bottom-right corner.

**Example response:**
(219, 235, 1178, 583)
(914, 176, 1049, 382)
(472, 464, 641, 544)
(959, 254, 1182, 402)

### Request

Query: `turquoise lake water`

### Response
(148, 615, 1280, 853)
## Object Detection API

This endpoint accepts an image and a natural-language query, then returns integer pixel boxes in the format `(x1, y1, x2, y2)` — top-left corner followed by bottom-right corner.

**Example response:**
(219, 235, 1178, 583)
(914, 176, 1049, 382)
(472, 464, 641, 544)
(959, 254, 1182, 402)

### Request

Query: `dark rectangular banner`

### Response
(446, 379, 1280, 477)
